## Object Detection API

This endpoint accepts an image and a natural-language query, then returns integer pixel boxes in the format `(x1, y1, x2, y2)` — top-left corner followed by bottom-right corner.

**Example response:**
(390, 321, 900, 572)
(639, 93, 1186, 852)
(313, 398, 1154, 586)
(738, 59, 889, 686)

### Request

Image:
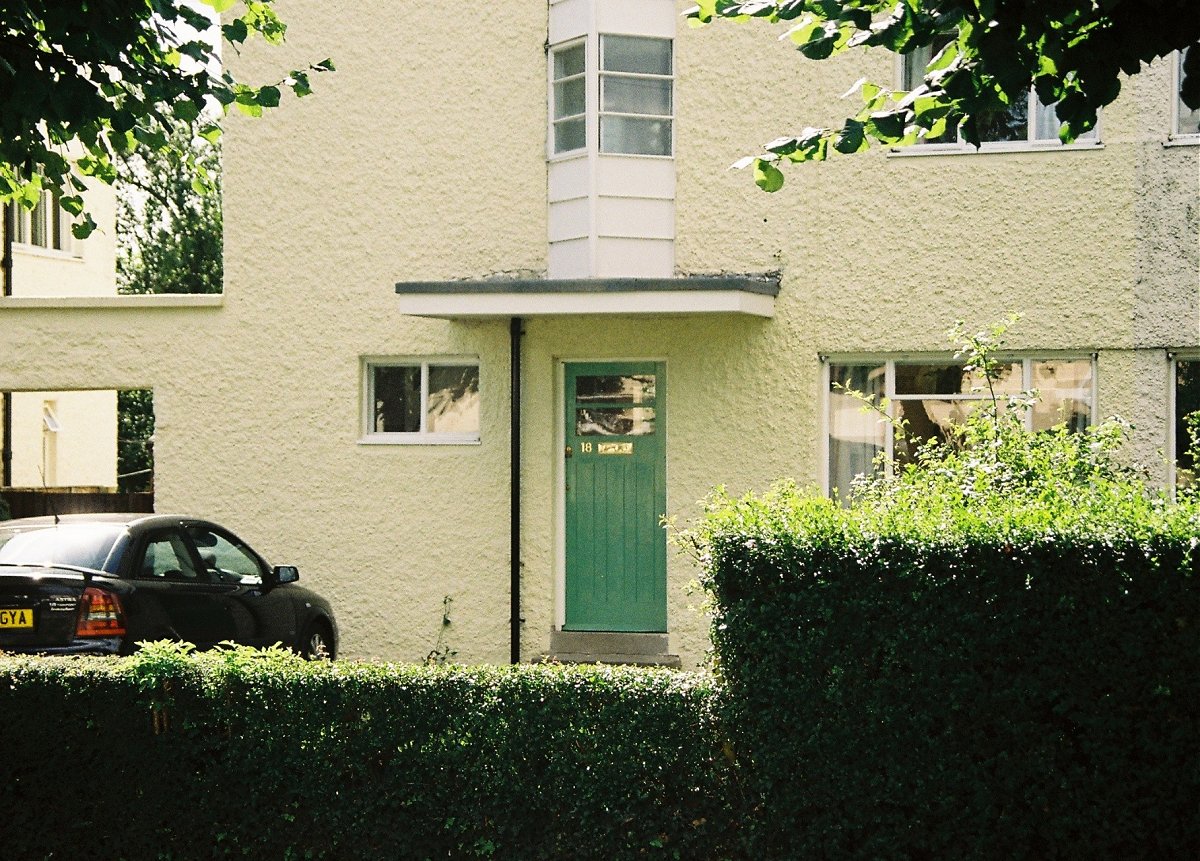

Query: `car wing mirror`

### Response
(272, 565, 299, 585)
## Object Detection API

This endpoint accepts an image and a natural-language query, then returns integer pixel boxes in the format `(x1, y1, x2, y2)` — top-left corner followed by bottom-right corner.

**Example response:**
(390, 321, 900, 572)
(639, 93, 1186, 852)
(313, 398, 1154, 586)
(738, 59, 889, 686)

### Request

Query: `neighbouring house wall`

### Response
(5, 175, 119, 489)
(8, 390, 117, 489)
(0, 4, 1194, 666)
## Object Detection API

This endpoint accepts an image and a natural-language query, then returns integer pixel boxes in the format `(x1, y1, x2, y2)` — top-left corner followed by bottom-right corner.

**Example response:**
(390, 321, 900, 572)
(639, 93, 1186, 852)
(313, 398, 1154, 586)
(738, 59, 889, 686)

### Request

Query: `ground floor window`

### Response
(362, 360, 480, 444)
(827, 357, 1095, 497)
(1172, 356, 1200, 486)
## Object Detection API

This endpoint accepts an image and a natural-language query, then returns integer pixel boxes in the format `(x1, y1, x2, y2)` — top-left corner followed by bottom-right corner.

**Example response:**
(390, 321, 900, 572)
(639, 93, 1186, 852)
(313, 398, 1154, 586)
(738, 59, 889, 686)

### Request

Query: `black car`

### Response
(0, 513, 337, 659)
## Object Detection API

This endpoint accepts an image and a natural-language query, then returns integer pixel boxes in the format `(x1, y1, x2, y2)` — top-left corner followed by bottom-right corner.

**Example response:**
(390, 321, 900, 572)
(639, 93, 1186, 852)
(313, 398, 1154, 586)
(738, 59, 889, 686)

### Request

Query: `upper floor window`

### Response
(7, 191, 76, 254)
(1175, 43, 1200, 138)
(827, 357, 1095, 497)
(902, 43, 1098, 148)
(549, 35, 674, 158)
(600, 35, 673, 156)
(552, 41, 586, 154)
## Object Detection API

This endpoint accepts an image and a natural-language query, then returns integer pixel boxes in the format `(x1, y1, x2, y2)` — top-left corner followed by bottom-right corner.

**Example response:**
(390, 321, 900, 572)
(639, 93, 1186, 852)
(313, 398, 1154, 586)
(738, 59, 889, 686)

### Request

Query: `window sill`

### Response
(548, 149, 587, 164)
(357, 435, 481, 446)
(888, 140, 1104, 158)
(13, 244, 83, 261)
(1163, 135, 1200, 148)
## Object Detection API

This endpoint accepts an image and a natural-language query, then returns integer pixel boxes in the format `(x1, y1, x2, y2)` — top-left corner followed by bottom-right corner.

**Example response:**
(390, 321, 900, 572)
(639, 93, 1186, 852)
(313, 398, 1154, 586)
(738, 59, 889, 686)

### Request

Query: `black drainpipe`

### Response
(2, 203, 13, 489)
(509, 316, 523, 664)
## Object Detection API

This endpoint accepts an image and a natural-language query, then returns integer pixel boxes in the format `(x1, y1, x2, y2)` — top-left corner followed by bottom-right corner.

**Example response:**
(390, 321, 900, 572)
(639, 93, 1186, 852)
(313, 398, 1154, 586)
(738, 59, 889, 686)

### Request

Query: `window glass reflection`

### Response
(373, 366, 421, 433)
(1030, 360, 1092, 432)
(895, 363, 1021, 396)
(575, 374, 655, 404)
(576, 407, 655, 436)
(427, 365, 480, 434)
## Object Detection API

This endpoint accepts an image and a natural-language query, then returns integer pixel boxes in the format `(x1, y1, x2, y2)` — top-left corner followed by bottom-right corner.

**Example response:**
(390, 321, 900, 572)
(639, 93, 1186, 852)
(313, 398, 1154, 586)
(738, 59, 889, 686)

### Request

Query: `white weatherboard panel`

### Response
(595, 237, 673, 278)
(596, 156, 674, 199)
(549, 156, 589, 203)
(548, 0, 589, 43)
(596, 0, 676, 37)
(549, 197, 591, 242)
(548, 238, 592, 278)
(597, 197, 674, 240)
(394, 290, 775, 318)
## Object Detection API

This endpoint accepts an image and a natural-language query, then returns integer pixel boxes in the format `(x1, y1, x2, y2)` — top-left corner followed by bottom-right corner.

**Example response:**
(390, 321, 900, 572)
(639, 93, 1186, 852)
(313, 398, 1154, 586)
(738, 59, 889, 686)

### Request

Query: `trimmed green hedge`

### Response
(0, 650, 736, 860)
(686, 424, 1200, 860)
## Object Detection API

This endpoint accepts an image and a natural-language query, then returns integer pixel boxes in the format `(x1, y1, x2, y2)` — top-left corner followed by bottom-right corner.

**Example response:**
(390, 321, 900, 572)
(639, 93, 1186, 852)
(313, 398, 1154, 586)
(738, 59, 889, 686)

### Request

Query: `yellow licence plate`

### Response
(0, 608, 34, 628)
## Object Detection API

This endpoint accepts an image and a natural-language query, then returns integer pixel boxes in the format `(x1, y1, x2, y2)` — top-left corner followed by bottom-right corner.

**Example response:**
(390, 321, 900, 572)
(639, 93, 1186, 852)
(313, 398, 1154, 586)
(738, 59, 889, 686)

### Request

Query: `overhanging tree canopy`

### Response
(0, 0, 330, 235)
(687, 0, 1200, 190)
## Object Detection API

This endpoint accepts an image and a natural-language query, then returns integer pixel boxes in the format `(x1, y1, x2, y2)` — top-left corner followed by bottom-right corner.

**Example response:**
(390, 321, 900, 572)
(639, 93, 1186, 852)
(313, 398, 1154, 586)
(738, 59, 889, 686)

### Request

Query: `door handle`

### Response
(565, 445, 573, 459)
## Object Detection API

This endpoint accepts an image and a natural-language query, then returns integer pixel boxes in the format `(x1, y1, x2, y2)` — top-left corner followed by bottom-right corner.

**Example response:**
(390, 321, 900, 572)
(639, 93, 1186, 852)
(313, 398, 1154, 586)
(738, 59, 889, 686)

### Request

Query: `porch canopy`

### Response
(393, 275, 780, 319)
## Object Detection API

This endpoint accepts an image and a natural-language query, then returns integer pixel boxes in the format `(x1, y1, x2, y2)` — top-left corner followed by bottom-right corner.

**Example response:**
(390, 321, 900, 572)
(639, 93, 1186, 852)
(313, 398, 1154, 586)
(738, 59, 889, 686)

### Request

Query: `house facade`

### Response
(3, 182, 119, 492)
(0, 3, 1196, 666)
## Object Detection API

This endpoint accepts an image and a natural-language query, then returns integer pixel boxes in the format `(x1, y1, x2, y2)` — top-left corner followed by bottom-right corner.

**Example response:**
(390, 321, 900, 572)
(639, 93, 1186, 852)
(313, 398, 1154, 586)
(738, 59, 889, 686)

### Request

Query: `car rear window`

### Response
(0, 524, 127, 573)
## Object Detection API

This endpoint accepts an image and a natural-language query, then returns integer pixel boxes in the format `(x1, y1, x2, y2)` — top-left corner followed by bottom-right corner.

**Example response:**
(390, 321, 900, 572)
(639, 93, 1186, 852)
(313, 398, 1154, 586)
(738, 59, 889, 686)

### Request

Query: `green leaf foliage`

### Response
(0, 649, 738, 860)
(116, 124, 222, 296)
(685, 0, 1200, 189)
(0, 1, 333, 234)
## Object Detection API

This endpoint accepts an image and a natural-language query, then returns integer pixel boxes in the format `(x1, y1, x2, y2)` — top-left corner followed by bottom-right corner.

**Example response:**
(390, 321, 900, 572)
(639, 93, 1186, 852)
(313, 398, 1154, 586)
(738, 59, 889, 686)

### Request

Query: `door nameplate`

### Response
(597, 442, 633, 455)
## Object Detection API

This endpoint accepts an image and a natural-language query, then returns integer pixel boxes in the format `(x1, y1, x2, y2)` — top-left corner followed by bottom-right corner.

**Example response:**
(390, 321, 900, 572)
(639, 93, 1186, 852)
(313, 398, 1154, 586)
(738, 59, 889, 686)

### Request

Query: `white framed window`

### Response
(1170, 354, 1200, 487)
(1172, 43, 1200, 139)
(900, 44, 1099, 150)
(548, 33, 673, 158)
(825, 357, 1096, 497)
(551, 40, 587, 155)
(362, 359, 480, 445)
(599, 35, 673, 156)
(7, 191, 76, 254)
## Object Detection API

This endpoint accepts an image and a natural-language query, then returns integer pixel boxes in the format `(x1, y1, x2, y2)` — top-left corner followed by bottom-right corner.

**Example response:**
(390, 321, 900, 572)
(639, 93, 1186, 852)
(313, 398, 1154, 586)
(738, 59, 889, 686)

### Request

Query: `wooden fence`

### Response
(1, 489, 154, 520)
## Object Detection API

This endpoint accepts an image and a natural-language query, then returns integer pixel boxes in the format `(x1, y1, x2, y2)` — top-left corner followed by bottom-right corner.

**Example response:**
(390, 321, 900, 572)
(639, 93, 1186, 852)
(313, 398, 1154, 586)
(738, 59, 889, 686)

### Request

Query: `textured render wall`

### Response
(212, 1, 548, 661)
(674, 18, 1198, 481)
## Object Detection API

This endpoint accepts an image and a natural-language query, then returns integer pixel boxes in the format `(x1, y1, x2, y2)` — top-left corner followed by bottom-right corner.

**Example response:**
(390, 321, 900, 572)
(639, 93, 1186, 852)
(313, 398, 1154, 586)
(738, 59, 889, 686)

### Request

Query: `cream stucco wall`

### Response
(0, 3, 1195, 666)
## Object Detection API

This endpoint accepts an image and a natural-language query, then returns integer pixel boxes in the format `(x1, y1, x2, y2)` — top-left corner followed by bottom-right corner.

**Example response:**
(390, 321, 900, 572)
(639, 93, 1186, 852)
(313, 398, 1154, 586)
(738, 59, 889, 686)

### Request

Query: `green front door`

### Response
(564, 361, 667, 632)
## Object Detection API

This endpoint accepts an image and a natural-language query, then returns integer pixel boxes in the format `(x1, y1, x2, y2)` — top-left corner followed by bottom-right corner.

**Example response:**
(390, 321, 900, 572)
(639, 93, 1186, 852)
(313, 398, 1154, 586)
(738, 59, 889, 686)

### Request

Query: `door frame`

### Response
(553, 356, 667, 630)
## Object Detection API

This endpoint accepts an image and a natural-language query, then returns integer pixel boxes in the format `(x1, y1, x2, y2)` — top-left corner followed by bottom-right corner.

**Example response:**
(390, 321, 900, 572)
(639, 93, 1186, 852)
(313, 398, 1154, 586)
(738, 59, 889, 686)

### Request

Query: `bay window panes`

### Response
(828, 364, 885, 497)
(576, 407, 655, 436)
(602, 36, 672, 76)
(552, 42, 586, 154)
(1030, 360, 1092, 432)
(1175, 360, 1200, 485)
(600, 35, 673, 156)
(601, 116, 671, 156)
(1178, 45, 1200, 136)
(602, 75, 672, 116)
(373, 366, 421, 433)
(427, 365, 480, 434)
(576, 374, 655, 403)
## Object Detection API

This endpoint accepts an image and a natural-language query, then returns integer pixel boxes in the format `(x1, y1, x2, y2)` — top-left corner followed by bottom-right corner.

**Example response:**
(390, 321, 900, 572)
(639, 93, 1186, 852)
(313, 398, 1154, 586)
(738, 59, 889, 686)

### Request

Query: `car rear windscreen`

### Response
(0, 525, 127, 574)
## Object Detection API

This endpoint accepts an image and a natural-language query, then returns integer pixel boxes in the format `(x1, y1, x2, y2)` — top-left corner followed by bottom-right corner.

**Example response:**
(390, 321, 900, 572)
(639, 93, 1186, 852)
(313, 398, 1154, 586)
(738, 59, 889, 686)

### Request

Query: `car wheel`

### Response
(301, 621, 335, 660)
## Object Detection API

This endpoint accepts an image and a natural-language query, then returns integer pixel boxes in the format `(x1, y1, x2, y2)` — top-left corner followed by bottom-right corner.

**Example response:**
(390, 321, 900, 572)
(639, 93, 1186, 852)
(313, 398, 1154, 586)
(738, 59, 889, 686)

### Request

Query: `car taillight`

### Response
(76, 586, 126, 638)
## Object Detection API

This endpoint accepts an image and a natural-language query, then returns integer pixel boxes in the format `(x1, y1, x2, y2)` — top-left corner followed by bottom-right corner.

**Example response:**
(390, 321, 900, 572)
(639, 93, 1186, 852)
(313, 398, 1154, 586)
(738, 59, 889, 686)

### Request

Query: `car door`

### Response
(182, 522, 297, 649)
(125, 527, 234, 649)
